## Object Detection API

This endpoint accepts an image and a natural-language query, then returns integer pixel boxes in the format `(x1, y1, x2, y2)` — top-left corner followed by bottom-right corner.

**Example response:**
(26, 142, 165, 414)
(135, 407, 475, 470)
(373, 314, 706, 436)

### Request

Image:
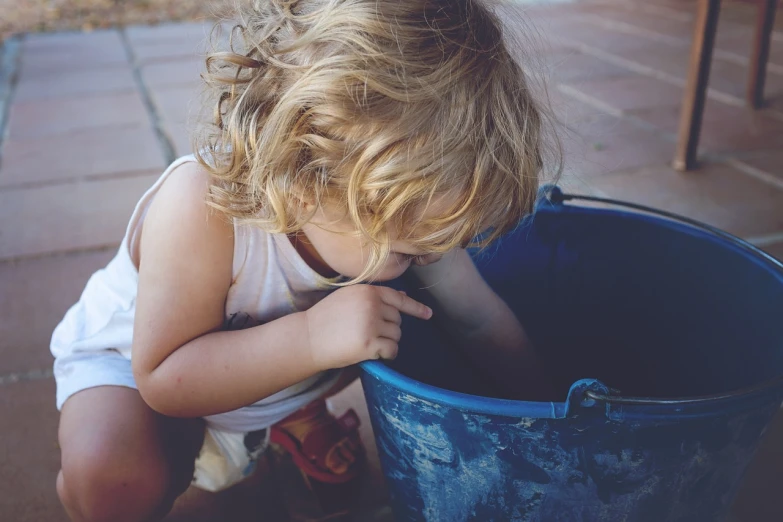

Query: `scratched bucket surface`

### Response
(360, 188, 783, 522)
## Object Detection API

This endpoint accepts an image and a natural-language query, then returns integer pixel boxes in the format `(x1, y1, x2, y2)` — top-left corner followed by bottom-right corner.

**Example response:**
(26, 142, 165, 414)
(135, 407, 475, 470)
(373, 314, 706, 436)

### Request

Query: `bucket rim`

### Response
(361, 189, 783, 418)
(360, 359, 566, 418)
(360, 359, 783, 418)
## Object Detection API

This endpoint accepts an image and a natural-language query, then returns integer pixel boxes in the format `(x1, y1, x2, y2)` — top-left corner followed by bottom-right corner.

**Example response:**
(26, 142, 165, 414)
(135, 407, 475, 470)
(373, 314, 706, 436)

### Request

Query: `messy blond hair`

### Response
(197, 0, 554, 282)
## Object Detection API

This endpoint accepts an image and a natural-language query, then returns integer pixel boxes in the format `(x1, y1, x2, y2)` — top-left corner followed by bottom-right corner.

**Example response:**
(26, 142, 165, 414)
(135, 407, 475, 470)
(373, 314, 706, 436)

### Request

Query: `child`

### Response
(51, 0, 552, 520)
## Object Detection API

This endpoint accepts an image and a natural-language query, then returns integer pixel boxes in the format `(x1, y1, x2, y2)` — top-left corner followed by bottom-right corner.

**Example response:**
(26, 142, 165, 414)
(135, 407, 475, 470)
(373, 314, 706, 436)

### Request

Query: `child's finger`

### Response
(381, 304, 402, 325)
(378, 321, 402, 343)
(372, 337, 399, 360)
(379, 287, 432, 320)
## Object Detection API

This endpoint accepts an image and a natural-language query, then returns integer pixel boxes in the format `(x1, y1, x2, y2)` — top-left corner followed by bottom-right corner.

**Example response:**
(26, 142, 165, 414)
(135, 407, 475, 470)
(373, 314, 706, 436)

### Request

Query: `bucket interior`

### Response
(388, 203, 783, 402)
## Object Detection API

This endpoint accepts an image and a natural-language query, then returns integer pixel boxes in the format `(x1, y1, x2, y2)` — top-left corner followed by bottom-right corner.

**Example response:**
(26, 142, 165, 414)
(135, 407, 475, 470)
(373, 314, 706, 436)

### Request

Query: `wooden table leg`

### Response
(674, 0, 722, 172)
(747, 0, 778, 109)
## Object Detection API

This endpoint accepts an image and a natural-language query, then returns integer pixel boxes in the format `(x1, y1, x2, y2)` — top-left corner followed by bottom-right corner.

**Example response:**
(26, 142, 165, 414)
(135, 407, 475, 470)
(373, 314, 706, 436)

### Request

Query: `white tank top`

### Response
(51, 155, 340, 432)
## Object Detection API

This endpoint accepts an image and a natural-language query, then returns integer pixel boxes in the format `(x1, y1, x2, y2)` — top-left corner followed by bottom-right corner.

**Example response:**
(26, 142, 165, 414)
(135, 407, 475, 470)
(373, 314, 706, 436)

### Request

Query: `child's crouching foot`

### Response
(270, 399, 366, 519)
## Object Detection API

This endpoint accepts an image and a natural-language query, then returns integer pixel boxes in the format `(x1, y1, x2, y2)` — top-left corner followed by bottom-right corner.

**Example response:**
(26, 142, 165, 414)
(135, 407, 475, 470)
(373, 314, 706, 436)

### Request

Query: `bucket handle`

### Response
(543, 186, 783, 271)
(583, 373, 783, 406)
(541, 186, 783, 406)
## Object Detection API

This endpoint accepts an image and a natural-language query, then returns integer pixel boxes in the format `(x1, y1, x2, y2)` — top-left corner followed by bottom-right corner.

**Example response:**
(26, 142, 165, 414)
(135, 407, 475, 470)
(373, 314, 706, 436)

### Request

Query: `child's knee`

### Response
(58, 449, 173, 522)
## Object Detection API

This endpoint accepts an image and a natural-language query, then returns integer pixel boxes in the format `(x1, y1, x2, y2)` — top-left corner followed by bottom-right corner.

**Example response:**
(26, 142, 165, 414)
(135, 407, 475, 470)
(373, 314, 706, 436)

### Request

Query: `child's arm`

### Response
(408, 249, 552, 401)
(132, 163, 430, 418)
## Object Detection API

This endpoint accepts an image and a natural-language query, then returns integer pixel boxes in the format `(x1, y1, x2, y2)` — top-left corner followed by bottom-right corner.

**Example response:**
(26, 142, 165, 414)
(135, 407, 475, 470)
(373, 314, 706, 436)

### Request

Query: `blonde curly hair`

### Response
(196, 0, 555, 282)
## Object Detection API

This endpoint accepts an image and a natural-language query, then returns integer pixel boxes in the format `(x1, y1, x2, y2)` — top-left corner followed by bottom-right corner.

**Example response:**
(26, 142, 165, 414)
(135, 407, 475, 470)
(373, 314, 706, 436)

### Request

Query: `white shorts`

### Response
(53, 350, 325, 492)
(54, 349, 137, 410)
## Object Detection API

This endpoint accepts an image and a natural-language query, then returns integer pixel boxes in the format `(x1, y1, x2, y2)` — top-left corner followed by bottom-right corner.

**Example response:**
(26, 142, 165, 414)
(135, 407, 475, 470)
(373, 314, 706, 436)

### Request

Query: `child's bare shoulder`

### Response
(149, 160, 230, 227)
(139, 159, 233, 266)
(156, 160, 212, 204)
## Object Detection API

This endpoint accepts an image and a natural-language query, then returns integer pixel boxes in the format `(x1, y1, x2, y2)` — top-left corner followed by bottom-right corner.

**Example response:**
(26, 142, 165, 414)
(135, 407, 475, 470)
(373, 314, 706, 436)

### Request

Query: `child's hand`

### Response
(305, 285, 432, 369)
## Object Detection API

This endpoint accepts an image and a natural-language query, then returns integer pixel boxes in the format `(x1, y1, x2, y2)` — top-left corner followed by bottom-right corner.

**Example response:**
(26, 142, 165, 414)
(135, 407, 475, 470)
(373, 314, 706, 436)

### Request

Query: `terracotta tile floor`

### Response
(1, 0, 782, 520)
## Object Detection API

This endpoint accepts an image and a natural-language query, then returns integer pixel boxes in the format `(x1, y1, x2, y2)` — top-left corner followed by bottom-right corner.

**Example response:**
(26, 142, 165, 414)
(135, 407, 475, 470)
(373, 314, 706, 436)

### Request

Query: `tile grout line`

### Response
(727, 158, 783, 192)
(555, 83, 625, 117)
(608, 0, 783, 32)
(0, 35, 22, 161)
(0, 243, 120, 266)
(558, 38, 748, 107)
(545, 4, 783, 122)
(552, 81, 783, 217)
(0, 367, 54, 386)
(118, 28, 176, 166)
(560, 38, 783, 124)
(576, 13, 783, 76)
(744, 231, 783, 248)
(0, 167, 163, 193)
(554, 82, 689, 146)
(607, 0, 695, 23)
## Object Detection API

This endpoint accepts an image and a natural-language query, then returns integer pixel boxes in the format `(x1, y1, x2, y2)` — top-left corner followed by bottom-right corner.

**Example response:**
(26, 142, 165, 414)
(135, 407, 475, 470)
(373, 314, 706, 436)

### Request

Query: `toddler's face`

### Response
(296, 202, 445, 282)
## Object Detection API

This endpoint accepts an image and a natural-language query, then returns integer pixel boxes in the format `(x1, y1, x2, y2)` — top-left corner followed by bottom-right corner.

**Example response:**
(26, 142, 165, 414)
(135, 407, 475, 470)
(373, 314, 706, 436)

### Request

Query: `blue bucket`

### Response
(360, 187, 783, 522)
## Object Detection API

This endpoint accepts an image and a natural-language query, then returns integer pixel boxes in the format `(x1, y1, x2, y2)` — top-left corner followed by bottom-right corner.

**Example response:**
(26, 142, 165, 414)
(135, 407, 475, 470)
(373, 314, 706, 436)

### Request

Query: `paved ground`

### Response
(1, 0, 782, 520)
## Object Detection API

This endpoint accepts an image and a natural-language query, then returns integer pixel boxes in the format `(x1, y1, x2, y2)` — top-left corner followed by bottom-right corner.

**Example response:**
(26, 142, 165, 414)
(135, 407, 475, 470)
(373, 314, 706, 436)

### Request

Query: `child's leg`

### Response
(56, 386, 204, 522)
